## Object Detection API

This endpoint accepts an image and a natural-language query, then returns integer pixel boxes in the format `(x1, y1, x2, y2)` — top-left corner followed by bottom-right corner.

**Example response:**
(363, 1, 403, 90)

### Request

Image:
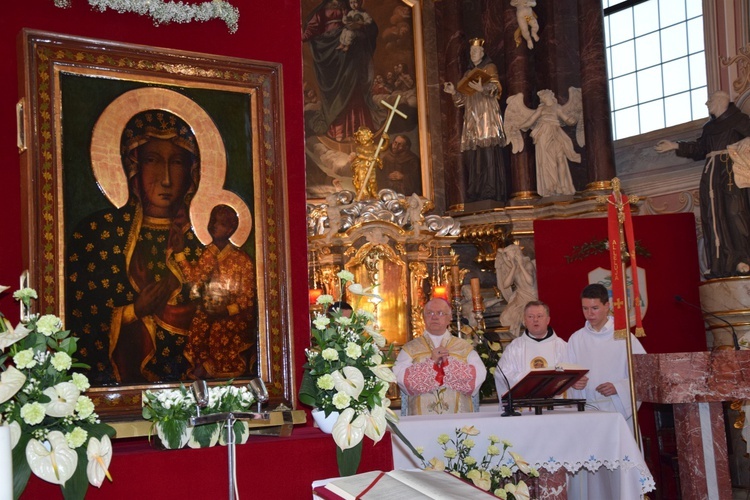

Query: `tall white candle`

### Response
(0, 425, 12, 500)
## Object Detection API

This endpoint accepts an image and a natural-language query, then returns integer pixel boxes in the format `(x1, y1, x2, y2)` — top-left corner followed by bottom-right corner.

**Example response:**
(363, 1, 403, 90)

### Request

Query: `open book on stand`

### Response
(501, 364, 589, 414)
(313, 469, 495, 499)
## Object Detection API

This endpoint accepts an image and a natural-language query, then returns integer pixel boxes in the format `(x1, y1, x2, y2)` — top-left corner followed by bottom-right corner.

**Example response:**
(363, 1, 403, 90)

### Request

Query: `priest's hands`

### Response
(431, 346, 449, 364)
(572, 375, 588, 390)
(595, 382, 617, 397)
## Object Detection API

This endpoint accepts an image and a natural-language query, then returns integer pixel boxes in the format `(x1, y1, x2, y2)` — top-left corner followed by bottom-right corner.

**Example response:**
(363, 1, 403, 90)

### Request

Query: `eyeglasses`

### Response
(425, 311, 449, 318)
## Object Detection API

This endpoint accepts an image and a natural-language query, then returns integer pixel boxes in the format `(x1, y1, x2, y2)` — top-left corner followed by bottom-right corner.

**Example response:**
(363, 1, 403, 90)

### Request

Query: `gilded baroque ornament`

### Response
(53, 0, 240, 33)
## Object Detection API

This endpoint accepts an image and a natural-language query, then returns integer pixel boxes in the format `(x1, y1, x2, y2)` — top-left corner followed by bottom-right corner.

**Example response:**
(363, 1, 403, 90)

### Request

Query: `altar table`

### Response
(391, 410, 655, 499)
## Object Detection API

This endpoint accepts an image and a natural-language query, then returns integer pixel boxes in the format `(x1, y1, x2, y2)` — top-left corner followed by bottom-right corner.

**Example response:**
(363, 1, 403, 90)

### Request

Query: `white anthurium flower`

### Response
(86, 435, 113, 487)
(370, 363, 396, 384)
(8, 421, 22, 449)
(512, 480, 531, 500)
(332, 408, 366, 450)
(364, 325, 386, 347)
(0, 366, 26, 404)
(347, 283, 381, 300)
(0, 285, 9, 294)
(381, 397, 399, 424)
(363, 404, 387, 444)
(0, 322, 31, 351)
(26, 430, 78, 485)
(43, 382, 80, 418)
(331, 366, 365, 400)
(509, 451, 532, 475)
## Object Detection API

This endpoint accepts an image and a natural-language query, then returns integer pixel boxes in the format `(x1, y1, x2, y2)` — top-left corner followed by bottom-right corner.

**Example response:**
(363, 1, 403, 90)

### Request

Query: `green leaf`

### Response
(12, 432, 31, 500)
(336, 439, 362, 477)
(298, 370, 319, 408)
(61, 447, 89, 500)
(159, 418, 188, 449)
(191, 422, 219, 447)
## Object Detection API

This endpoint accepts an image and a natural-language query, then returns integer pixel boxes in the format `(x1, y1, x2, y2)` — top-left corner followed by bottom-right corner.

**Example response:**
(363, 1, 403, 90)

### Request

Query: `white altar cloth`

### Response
(391, 410, 655, 498)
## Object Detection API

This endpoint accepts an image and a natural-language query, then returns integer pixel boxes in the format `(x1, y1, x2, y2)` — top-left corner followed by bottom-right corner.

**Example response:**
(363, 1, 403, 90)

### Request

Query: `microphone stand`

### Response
(498, 366, 521, 417)
(190, 411, 270, 500)
(675, 295, 740, 350)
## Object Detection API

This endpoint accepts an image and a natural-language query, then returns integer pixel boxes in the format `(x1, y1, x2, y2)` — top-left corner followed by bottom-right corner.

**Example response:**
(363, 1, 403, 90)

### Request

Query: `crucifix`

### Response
(355, 96, 408, 201)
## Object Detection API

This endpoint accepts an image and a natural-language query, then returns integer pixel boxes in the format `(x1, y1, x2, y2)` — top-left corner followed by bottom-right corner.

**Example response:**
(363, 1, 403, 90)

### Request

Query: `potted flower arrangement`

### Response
(0, 286, 115, 499)
(419, 425, 538, 499)
(299, 271, 399, 476)
(141, 383, 256, 450)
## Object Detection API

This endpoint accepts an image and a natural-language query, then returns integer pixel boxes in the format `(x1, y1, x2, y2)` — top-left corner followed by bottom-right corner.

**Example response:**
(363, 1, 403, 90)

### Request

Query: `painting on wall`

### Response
(17, 30, 294, 418)
(302, 0, 432, 201)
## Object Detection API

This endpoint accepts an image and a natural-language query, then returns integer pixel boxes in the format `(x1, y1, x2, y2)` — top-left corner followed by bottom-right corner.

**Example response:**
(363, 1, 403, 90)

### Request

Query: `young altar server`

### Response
(566, 283, 647, 499)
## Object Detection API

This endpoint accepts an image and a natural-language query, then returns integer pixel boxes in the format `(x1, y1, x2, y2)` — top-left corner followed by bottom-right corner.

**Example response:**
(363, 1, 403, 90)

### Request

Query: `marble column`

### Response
(577, 0, 615, 190)
(634, 351, 750, 500)
(504, 0, 536, 202)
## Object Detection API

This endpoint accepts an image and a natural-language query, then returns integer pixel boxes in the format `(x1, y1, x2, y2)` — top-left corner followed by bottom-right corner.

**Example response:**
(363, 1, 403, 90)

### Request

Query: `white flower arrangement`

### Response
(54, 0, 240, 33)
(141, 383, 256, 449)
(299, 271, 397, 474)
(0, 287, 115, 499)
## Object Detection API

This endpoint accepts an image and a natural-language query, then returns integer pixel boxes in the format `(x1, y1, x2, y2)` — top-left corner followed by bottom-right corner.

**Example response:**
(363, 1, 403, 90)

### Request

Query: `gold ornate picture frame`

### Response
(17, 30, 293, 418)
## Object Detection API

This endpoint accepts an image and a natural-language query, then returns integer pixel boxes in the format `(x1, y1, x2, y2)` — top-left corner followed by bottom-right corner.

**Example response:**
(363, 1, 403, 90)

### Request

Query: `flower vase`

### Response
(155, 421, 190, 450)
(311, 409, 339, 434)
(187, 423, 221, 449)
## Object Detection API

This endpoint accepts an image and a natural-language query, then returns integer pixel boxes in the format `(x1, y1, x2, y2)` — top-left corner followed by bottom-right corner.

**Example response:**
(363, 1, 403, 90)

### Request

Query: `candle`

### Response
(0, 425, 11, 500)
(470, 278, 481, 300)
(308, 288, 323, 305)
(432, 284, 449, 301)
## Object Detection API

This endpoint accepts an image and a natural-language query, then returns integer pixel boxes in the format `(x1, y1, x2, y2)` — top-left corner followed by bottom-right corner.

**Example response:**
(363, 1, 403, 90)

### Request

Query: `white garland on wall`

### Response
(53, 0, 240, 34)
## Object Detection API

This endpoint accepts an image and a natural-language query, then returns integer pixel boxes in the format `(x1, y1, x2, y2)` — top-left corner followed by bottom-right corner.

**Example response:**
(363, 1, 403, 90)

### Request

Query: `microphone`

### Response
(497, 366, 521, 417)
(675, 295, 740, 350)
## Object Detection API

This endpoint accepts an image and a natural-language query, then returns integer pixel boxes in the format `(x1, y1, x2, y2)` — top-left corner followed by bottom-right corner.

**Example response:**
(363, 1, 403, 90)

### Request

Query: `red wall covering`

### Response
(0, 3, 311, 398)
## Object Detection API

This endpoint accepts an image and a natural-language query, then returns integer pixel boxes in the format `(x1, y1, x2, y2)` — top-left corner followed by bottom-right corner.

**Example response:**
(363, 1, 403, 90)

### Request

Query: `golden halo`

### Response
(90, 87, 251, 247)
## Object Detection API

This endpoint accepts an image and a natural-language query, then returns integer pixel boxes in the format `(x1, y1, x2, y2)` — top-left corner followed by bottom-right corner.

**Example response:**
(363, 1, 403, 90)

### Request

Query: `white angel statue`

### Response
(505, 87, 584, 197)
(495, 244, 538, 337)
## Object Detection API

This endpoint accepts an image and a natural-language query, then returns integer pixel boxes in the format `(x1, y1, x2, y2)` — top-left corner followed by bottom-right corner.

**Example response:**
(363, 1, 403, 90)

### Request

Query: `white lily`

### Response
(332, 408, 366, 450)
(26, 430, 78, 485)
(0, 366, 26, 404)
(363, 404, 387, 444)
(331, 366, 364, 400)
(0, 322, 30, 351)
(86, 435, 113, 487)
(43, 382, 80, 417)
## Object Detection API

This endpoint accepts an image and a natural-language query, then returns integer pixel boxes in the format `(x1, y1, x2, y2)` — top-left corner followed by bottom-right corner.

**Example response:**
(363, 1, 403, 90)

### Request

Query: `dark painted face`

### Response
(137, 138, 193, 217)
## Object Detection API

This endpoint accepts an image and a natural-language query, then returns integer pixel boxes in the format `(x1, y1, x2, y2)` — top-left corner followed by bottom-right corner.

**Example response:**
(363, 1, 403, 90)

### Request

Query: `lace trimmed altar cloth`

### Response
(391, 409, 654, 498)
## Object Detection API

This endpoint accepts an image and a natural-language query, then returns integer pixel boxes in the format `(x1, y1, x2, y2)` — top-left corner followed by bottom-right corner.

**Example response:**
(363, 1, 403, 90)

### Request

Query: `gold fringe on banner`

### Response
(635, 327, 645, 338)
(614, 329, 628, 340)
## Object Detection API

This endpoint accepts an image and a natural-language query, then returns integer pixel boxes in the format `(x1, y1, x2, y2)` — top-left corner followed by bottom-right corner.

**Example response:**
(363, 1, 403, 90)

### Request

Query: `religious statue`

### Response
(505, 87, 584, 197)
(495, 244, 538, 337)
(655, 90, 750, 278)
(350, 126, 388, 200)
(442, 38, 507, 203)
(405, 192, 425, 234)
(511, 0, 540, 50)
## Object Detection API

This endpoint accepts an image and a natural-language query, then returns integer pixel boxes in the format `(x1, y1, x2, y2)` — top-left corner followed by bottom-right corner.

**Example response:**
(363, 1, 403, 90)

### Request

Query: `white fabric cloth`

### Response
(494, 330, 568, 396)
(566, 317, 646, 425)
(390, 410, 655, 498)
(392, 330, 487, 397)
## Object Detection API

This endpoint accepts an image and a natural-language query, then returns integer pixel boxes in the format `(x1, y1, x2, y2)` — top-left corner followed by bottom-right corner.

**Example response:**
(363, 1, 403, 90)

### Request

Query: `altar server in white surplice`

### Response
(393, 298, 486, 415)
(567, 284, 646, 424)
(493, 300, 568, 398)
(566, 283, 646, 500)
